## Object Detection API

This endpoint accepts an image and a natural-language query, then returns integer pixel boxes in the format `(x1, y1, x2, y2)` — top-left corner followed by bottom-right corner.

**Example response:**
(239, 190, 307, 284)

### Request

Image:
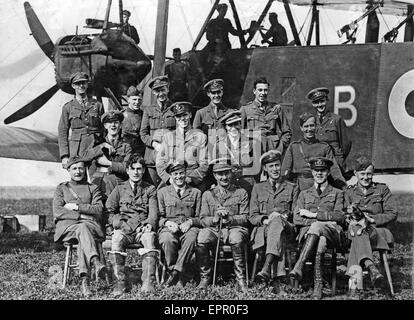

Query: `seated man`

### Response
(156, 101, 208, 191)
(106, 154, 159, 296)
(196, 158, 250, 292)
(289, 157, 346, 299)
(52, 156, 107, 297)
(249, 150, 298, 292)
(344, 156, 397, 298)
(157, 161, 202, 287)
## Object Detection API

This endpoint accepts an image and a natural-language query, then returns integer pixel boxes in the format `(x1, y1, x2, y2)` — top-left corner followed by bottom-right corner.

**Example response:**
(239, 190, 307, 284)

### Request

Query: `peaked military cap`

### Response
(166, 160, 188, 174)
(148, 75, 169, 90)
(260, 150, 282, 165)
(219, 110, 241, 125)
(70, 72, 89, 84)
(209, 157, 233, 172)
(217, 3, 228, 11)
(101, 110, 124, 123)
(203, 79, 224, 92)
(299, 112, 315, 126)
(307, 87, 329, 102)
(171, 101, 192, 117)
(67, 156, 86, 169)
(126, 85, 143, 97)
(269, 12, 278, 18)
(352, 156, 374, 172)
(309, 157, 333, 169)
(123, 9, 131, 17)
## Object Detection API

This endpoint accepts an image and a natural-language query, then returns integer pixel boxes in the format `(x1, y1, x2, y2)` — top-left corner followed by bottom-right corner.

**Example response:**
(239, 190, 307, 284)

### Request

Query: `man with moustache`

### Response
(58, 72, 104, 168)
(83, 110, 131, 199)
(106, 154, 159, 296)
(344, 156, 396, 297)
(289, 157, 346, 299)
(193, 79, 236, 136)
(156, 102, 208, 191)
(196, 158, 250, 293)
(122, 86, 145, 156)
(53, 156, 106, 297)
(157, 161, 202, 287)
(240, 77, 291, 155)
(140, 75, 176, 186)
(249, 150, 298, 292)
(307, 87, 351, 173)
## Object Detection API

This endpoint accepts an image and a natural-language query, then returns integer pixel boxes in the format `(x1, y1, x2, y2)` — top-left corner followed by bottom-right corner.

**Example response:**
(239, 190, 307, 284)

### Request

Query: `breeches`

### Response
(197, 226, 249, 246)
(111, 229, 156, 252)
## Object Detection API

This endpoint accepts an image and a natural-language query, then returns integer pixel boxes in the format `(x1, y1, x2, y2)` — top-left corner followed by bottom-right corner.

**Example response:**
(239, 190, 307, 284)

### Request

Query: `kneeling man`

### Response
(53, 156, 107, 297)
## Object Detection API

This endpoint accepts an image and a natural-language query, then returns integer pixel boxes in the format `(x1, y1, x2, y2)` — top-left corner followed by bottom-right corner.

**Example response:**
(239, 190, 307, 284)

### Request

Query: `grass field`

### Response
(0, 189, 413, 300)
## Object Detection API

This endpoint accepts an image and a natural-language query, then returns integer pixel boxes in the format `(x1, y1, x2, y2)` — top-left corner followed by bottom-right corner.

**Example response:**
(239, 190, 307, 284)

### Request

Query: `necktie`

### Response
(177, 189, 182, 198)
(271, 182, 277, 193)
(316, 184, 322, 196)
(133, 183, 138, 196)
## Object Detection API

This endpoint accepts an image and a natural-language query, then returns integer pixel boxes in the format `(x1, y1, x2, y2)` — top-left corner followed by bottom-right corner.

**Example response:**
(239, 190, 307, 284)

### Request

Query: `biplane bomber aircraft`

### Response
(0, 0, 413, 177)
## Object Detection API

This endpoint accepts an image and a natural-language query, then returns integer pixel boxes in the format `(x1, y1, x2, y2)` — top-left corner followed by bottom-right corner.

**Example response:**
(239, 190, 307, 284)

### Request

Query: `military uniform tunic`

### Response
(106, 181, 158, 252)
(198, 185, 249, 245)
(122, 107, 145, 156)
(140, 101, 176, 167)
(58, 97, 105, 159)
(239, 100, 291, 154)
(344, 182, 397, 271)
(156, 128, 208, 189)
(53, 180, 105, 275)
(193, 102, 236, 136)
(157, 184, 202, 272)
(315, 112, 351, 170)
(281, 138, 346, 191)
(293, 184, 345, 247)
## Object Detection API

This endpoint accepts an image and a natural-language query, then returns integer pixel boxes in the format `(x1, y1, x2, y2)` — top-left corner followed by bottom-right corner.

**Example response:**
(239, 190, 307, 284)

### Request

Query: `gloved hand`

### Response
(165, 221, 179, 233)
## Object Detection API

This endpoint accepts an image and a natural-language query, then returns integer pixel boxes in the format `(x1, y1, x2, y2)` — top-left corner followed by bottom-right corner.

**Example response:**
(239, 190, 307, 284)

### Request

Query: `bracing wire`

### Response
(177, 0, 195, 44)
(0, 60, 52, 113)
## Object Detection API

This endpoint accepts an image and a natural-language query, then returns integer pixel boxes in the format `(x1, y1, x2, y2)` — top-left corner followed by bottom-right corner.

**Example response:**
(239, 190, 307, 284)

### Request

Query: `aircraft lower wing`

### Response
(0, 126, 59, 162)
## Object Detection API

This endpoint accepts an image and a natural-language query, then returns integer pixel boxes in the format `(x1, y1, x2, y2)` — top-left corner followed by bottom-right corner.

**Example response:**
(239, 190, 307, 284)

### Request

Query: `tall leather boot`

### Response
(311, 252, 323, 300)
(91, 255, 107, 280)
(231, 243, 248, 293)
(141, 251, 158, 293)
(196, 245, 211, 289)
(289, 234, 319, 280)
(111, 253, 127, 297)
(256, 253, 276, 283)
(367, 264, 385, 289)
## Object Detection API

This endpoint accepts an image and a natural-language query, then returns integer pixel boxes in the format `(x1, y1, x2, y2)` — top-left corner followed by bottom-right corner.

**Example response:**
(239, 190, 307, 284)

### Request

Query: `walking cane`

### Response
(212, 216, 223, 287)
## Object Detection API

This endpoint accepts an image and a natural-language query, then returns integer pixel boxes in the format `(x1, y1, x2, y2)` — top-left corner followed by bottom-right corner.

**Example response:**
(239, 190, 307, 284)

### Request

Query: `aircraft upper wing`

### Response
(0, 126, 60, 162)
(278, 0, 414, 16)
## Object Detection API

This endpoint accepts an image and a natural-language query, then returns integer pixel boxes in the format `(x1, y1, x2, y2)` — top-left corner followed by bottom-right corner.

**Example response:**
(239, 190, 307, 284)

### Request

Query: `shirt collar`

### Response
(314, 181, 328, 192)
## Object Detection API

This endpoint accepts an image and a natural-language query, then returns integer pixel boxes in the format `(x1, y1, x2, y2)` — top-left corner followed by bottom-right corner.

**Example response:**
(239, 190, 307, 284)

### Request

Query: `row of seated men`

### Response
(54, 150, 397, 299)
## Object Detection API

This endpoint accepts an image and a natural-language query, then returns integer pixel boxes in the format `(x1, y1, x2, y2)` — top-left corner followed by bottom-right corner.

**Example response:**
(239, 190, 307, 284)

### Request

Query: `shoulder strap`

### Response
(210, 189, 225, 207)
(65, 182, 82, 201)
(298, 141, 309, 166)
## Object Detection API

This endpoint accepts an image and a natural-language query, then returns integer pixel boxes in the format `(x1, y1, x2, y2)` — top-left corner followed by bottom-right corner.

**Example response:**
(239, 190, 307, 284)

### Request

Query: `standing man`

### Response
(140, 75, 176, 186)
(58, 72, 105, 168)
(289, 157, 346, 300)
(344, 156, 396, 297)
(157, 161, 202, 287)
(196, 158, 250, 293)
(307, 87, 351, 173)
(106, 154, 159, 296)
(249, 150, 298, 292)
(240, 77, 291, 155)
(165, 48, 189, 102)
(156, 102, 208, 191)
(122, 86, 145, 157)
(83, 110, 131, 199)
(122, 9, 140, 44)
(53, 156, 107, 297)
(193, 79, 236, 136)
(260, 13, 288, 47)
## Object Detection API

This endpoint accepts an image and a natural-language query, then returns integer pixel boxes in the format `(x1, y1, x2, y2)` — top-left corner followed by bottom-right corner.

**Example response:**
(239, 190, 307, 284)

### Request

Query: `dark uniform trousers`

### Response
(106, 181, 159, 252)
(294, 184, 345, 252)
(198, 185, 250, 247)
(344, 183, 397, 272)
(281, 139, 346, 191)
(157, 185, 202, 273)
(140, 101, 175, 186)
(239, 100, 292, 155)
(58, 97, 104, 160)
(53, 181, 105, 275)
(122, 108, 145, 156)
(249, 180, 298, 276)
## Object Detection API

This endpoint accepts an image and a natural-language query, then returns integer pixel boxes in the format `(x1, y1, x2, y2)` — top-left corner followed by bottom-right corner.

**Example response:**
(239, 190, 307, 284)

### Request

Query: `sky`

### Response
(0, 0, 413, 190)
